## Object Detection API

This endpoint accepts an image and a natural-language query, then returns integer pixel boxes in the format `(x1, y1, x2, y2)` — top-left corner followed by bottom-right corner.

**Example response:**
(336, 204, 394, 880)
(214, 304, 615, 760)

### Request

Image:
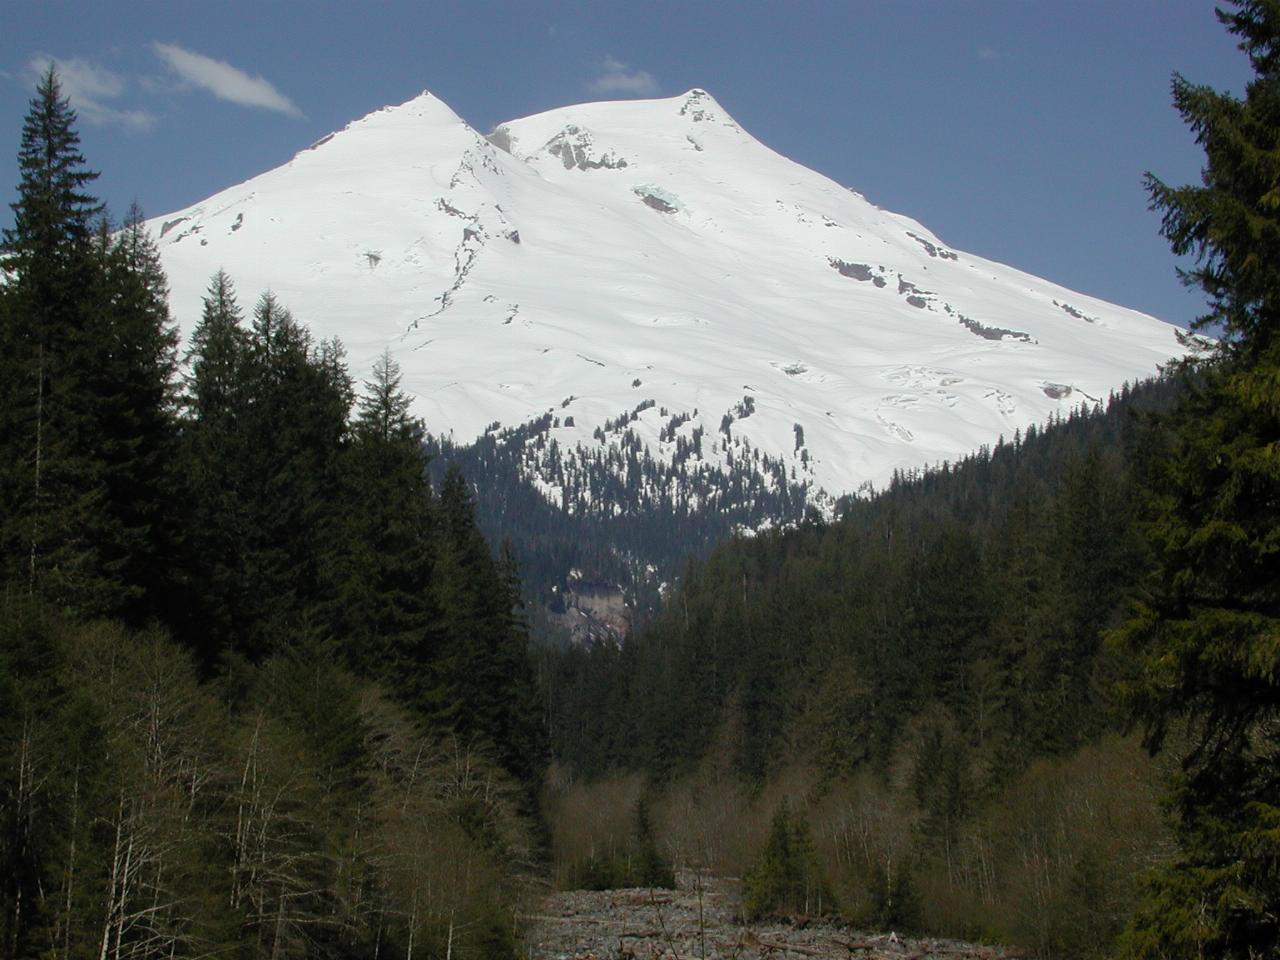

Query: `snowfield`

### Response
(147, 88, 1185, 503)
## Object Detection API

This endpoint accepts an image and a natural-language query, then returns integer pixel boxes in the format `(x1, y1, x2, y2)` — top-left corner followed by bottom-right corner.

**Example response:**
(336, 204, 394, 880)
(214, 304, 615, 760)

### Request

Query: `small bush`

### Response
(866, 860, 922, 933)
(568, 796, 676, 889)
(743, 800, 833, 920)
(632, 794, 677, 888)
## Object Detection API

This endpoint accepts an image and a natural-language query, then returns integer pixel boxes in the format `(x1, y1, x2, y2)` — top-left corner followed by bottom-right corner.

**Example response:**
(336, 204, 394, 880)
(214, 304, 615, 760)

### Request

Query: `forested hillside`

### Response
(0, 69, 543, 959)
(423, 409, 812, 644)
(536, 377, 1186, 955)
(540, 5, 1280, 958)
(5, 4, 1279, 959)
(541, 377, 1182, 784)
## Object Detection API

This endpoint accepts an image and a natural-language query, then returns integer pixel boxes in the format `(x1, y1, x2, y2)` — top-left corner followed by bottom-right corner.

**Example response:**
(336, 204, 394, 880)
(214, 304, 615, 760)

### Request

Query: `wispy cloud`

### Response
(153, 43, 302, 117)
(588, 56, 658, 96)
(977, 46, 1000, 61)
(28, 55, 156, 131)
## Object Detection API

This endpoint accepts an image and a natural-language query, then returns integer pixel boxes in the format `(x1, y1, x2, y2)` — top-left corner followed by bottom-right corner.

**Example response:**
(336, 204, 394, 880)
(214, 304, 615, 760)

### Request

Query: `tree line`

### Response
(540, 378, 1179, 786)
(539, 380, 1181, 954)
(423, 392, 812, 646)
(7, 1, 1279, 955)
(1, 68, 544, 958)
(542, 4, 1280, 956)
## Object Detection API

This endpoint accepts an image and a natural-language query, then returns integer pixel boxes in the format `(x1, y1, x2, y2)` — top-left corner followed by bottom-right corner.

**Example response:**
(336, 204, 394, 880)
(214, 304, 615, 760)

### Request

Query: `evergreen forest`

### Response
(541, 4, 1280, 955)
(4, 4, 1280, 960)
(0, 68, 545, 959)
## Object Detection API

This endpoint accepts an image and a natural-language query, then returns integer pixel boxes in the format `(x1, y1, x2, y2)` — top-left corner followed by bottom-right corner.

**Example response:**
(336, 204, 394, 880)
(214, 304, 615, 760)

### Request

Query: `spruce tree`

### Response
(2, 66, 100, 277)
(430, 465, 508, 737)
(241, 292, 352, 653)
(0, 66, 176, 617)
(742, 800, 830, 919)
(90, 203, 180, 623)
(331, 350, 439, 696)
(180, 281, 352, 662)
(1115, 4, 1280, 956)
(178, 271, 252, 661)
(430, 466, 545, 785)
(0, 66, 105, 609)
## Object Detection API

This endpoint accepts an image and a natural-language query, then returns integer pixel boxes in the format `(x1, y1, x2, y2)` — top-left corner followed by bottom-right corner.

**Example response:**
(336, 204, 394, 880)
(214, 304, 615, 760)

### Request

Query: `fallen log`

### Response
(754, 936, 830, 957)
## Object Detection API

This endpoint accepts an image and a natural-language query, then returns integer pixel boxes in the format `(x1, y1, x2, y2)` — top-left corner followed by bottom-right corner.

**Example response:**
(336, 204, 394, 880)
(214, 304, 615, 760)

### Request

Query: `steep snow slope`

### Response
(148, 88, 1184, 502)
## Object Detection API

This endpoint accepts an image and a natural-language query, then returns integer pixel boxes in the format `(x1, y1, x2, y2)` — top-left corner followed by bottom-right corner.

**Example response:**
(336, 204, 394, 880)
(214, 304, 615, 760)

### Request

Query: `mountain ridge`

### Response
(145, 87, 1185, 507)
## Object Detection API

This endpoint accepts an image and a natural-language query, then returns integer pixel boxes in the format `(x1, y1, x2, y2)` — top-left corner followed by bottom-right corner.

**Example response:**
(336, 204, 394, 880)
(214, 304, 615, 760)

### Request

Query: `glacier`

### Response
(147, 87, 1185, 505)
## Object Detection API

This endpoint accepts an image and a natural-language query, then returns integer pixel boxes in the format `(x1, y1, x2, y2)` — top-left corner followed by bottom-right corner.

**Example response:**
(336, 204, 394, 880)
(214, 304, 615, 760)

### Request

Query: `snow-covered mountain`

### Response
(147, 88, 1183, 507)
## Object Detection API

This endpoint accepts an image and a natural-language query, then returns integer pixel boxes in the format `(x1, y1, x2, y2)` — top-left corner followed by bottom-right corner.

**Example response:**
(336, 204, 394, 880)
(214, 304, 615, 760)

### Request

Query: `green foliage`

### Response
(537, 350, 1185, 957)
(543, 377, 1176, 786)
(0, 69, 541, 959)
(1063, 848, 1123, 960)
(563, 794, 676, 890)
(92, 204, 181, 624)
(866, 861, 922, 934)
(0, 609, 534, 959)
(743, 800, 832, 920)
(0, 67, 177, 619)
(632, 794, 677, 889)
(1113, 4, 1280, 957)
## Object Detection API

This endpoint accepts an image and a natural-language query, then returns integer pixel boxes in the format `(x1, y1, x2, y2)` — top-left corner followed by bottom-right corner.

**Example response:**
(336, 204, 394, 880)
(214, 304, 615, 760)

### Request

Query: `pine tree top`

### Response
(2, 65, 102, 271)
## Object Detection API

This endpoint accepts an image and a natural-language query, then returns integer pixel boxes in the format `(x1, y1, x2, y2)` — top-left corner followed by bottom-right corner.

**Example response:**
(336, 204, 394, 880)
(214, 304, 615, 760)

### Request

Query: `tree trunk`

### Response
(62, 765, 79, 960)
(28, 344, 43, 594)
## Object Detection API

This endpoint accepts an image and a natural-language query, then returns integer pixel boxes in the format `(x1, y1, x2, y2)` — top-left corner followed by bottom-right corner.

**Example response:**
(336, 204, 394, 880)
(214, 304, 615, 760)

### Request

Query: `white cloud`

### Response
(977, 47, 1000, 61)
(588, 56, 658, 96)
(28, 55, 156, 131)
(153, 43, 302, 117)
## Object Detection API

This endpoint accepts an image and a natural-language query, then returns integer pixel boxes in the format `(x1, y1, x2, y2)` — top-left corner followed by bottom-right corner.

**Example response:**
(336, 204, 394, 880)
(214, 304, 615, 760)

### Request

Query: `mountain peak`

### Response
(295, 89, 474, 159)
(147, 89, 1184, 504)
(674, 87, 727, 119)
(351, 88, 472, 131)
(277, 92, 498, 199)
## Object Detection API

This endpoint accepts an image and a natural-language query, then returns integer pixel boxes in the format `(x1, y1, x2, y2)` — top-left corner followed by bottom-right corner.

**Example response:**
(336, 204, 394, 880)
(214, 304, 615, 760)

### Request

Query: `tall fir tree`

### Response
(241, 291, 352, 653)
(0, 65, 107, 611)
(1115, 4, 1280, 957)
(177, 270, 253, 662)
(431, 465, 546, 785)
(329, 350, 440, 698)
(1, 67, 175, 618)
(179, 280, 353, 663)
(89, 203, 180, 624)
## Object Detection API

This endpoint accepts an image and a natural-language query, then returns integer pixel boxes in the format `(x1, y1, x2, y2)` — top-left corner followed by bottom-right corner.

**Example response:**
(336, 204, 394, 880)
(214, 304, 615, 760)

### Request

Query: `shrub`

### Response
(743, 800, 833, 919)
(866, 860, 922, 933)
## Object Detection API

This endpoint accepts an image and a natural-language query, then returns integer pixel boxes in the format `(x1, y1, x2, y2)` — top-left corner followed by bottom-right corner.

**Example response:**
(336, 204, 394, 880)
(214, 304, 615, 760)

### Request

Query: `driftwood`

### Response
(524, 873, 1020, 960)
(754, 935, 831, 956)
(832, 935, 879, 950)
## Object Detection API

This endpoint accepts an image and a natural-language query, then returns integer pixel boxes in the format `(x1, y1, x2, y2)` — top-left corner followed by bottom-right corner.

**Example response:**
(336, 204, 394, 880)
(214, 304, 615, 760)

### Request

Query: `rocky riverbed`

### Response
(522, 872, 1021, 960)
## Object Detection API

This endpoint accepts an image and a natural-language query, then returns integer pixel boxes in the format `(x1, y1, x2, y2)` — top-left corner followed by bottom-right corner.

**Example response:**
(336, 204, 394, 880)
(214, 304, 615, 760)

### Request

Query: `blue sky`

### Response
(1, 1, 1252, 329)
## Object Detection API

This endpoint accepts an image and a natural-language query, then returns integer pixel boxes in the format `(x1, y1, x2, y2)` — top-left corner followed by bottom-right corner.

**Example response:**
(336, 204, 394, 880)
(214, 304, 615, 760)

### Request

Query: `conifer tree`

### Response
(2, 66, 100, 279)
(430, 466, 510, 735)
(1, 67, 175, 618)
(89, 203, 180, 623)
(0, 66, 106, 610)
(430, 466, 546, 785)
(178, 271, 252, 661)
(331, 350, 439, 696)
(184, 270, 247, 423)
(180, 281, 352, 662)
(743, 800, 830, 919)
(1115, 4, 1280, 956)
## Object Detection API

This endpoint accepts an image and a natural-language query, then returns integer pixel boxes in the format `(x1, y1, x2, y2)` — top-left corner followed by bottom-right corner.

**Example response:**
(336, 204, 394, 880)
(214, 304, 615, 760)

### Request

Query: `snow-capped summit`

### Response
(147, 88, 1185, 506)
